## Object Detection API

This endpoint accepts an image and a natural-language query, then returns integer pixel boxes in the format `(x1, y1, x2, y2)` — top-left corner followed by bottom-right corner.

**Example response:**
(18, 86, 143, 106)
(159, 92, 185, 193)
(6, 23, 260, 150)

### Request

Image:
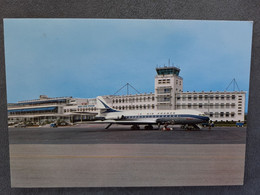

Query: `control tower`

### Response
(155, 66, 183, 110)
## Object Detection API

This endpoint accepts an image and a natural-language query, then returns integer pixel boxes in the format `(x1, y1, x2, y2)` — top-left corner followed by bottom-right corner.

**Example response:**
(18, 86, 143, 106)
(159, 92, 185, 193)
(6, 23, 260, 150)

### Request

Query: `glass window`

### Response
(164, 88, 171, 93)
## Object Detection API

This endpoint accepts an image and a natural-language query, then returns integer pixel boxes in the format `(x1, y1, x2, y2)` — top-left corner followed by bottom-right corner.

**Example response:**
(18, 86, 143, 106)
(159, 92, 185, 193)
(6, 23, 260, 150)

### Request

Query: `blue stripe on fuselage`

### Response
(124, 114, 209, 121)
(177, 115, 209, 121)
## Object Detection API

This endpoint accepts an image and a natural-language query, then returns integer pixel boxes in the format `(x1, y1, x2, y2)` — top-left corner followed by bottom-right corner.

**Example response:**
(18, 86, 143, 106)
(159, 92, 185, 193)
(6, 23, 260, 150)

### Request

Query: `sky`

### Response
(4, 19, 253, 111)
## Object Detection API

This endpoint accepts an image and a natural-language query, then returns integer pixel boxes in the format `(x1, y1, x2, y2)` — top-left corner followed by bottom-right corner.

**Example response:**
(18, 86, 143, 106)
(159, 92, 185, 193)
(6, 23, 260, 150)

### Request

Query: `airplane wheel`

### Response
(144, 125, 153, 130)
(131, 125, 140, 130)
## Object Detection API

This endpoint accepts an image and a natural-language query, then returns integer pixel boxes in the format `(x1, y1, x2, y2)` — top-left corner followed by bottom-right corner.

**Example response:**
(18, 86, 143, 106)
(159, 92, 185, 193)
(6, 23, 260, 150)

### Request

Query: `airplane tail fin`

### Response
(96, 96, 118, 113)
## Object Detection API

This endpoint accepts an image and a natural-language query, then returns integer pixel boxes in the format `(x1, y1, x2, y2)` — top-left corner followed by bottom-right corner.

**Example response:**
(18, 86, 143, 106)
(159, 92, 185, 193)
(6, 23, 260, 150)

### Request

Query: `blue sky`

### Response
(4, 19, 252, 110)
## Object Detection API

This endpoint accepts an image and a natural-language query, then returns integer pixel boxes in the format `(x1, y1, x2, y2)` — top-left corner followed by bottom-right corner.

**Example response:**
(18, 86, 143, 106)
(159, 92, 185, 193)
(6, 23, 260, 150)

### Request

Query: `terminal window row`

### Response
(157, 88, 171, 94)
(157, 97, 171, 102)
(176, 103, 237, 109)
(9, 110, 58, 115)
(158, 79, 170, 84)
(64, 107, 97, 113)
(158, 79, 182, 85)
(113, 97, 155, 103)
(207, 112, 235, 117)
(177, 95, 238, 101)
(8, 100, 68, 108)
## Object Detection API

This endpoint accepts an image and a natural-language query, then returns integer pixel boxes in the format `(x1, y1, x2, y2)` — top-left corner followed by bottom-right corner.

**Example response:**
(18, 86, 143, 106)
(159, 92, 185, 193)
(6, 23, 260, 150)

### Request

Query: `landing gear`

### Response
(144, 125, 153, 130)
(105, 123, 112, 129)
(131, 124, 140, 130)
(161, 123, 172, 131)
(182, 124, 201, 130)
(182, 124, 193, 130)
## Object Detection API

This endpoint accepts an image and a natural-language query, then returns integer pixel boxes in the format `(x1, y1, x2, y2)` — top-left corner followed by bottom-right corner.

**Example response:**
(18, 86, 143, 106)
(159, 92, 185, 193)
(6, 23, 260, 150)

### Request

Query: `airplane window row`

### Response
(125, 115, 179, 119)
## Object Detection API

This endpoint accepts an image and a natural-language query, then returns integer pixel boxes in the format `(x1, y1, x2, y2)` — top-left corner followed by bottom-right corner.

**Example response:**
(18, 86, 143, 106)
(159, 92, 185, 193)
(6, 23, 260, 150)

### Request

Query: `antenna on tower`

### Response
(113, 83, 141, 95)
(226, 78, 240, 91)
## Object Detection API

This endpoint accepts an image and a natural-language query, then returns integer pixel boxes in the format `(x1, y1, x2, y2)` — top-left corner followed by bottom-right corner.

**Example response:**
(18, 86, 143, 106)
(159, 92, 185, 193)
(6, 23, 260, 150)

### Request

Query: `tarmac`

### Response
(9, 125, 246, 187)
(9, 124, 246, 144)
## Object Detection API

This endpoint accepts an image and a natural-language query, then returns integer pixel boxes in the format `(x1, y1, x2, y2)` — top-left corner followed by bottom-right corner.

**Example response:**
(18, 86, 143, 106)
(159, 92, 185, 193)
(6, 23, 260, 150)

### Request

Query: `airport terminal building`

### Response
(106, 66, 246, 122)
(7, 66, 246, 125)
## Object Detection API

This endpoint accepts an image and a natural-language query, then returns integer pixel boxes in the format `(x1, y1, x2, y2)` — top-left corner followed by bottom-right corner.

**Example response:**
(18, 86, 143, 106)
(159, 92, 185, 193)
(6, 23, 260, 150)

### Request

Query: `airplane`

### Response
(94, 96, 210, 130)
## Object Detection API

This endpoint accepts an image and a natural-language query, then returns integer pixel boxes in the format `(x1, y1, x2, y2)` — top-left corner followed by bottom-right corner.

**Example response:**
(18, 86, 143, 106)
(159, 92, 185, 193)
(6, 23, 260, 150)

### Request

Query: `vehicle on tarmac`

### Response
(93, 96, 210, 130)
(236, 122, 244, 127)
(202, 122, 214, 128)
(50, 123, 57, 128)
(14, 123, 26, 128)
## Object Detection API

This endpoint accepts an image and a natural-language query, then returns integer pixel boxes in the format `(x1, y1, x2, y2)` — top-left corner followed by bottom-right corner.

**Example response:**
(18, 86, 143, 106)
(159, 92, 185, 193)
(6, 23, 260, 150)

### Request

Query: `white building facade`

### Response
(8, 66, 246, 124)
(106, 66, 246, 122)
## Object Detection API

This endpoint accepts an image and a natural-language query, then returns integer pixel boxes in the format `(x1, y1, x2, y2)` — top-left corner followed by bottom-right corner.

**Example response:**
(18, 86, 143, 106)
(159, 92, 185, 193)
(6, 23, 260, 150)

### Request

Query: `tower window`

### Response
(164, 88, 171, 93)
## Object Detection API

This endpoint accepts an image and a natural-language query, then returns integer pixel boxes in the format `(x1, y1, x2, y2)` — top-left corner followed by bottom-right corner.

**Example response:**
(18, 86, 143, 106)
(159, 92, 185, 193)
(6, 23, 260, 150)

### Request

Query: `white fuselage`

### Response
(100, 109, 209, 125)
